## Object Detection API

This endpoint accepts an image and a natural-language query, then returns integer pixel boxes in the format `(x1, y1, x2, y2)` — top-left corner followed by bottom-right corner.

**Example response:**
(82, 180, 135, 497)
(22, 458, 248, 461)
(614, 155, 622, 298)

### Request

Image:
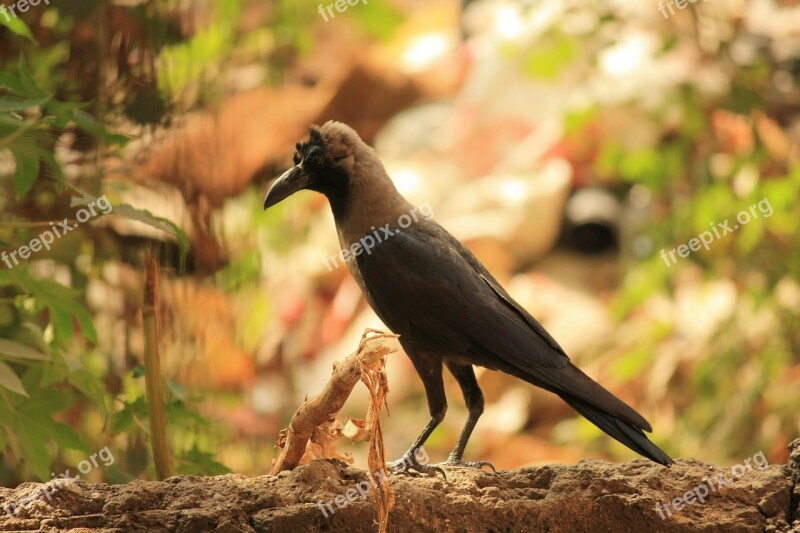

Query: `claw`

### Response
(387, 454, 497, 482)
(440, 459, 496, 473)
(388, 456, 447, 481)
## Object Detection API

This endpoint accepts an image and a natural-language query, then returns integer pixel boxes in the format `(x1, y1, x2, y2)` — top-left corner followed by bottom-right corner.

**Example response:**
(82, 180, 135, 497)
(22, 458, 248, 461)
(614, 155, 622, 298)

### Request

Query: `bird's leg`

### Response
(438, 362, 495, 472)
(387, 418, 446, 479)
(388, 352, 447, 479)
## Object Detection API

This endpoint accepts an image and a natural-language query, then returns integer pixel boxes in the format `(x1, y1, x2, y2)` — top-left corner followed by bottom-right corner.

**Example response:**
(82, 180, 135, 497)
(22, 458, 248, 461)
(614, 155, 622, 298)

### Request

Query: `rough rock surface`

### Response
(1, 442, 799, 533)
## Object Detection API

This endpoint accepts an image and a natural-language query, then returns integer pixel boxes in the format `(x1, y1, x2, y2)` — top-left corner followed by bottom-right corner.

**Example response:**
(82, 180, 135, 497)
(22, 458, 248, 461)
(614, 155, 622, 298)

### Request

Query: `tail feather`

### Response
(560, 394, 674, 466)
(506, 360, 673, 465)
(531, 364, 652, 430)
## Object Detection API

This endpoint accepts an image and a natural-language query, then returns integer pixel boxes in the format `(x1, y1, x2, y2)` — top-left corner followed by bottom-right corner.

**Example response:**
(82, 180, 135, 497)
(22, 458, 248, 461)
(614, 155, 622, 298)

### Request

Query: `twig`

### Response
(360, 345, 394, 533)
(143, 254, 173, 479)
(270, 329, 398, 475)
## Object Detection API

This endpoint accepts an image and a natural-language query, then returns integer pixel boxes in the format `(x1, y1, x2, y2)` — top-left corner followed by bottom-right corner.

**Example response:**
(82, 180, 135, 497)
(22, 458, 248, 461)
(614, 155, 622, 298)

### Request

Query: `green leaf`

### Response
(0, 361, 27, 396)
(71, 302, 98, 345)
(0, 338, 47, 362)
(112, 204, 191, 271)
(175, 445, 231, 476)
(166, 401, 211, 429)
(38, 148, 64, 182)
(0, 95, 49, 112)
(0, 15, 36, 44)
(9, 271, 96, 347)
(19, 369, 77, 414)
(111, 397, 147, 435)
(111, 403, 135, 434)
(12, 153, 39, 199)
(41, 349, 69, 387)
(0, 71, 24, 93)
(71, 109, 132, 147)
(8, 381, 81, 479)
(17, 56, 47, 99)
(21, 321, 48, 350)
(48, 300, 75, 345)
(2, 116, 63, 196)
(12, 412, 50, 479)
(67, 365, 106, 420)
(43, 99, 86, 129)
(49, 421, 90, 453)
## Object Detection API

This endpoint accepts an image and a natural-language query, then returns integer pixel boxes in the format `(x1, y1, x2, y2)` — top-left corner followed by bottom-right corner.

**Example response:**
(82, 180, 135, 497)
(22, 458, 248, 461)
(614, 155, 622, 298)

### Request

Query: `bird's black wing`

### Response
(355, 221, 652, 431)
(356, 224, 566, 366)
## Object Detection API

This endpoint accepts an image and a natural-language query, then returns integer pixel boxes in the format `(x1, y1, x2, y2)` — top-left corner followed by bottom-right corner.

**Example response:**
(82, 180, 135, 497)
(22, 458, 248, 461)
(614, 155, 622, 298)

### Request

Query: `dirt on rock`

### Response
(1, 440, 799, 533)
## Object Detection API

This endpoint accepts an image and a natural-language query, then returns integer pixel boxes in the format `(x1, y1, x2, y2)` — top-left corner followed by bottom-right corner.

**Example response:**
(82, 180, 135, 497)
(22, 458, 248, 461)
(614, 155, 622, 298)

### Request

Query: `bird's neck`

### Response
(328, 176, 414, 247)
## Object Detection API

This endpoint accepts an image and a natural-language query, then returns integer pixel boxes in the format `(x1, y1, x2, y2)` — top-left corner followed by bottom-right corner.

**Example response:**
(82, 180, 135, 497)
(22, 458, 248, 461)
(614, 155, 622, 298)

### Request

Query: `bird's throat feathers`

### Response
(315, 122, 415, 240)
(331, 165, 415, 249)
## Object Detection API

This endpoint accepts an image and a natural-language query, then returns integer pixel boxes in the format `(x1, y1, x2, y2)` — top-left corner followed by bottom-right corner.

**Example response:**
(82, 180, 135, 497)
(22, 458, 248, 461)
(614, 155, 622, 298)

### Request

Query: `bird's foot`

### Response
(388, 455, 447, 480)
(438, 458, 497, 473)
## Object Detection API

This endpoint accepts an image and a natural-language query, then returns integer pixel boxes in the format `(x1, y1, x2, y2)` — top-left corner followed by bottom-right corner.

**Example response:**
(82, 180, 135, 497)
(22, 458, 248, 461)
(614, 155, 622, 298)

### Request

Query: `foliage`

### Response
(550, 6, 799, 460)
(0, 0, 400, 485)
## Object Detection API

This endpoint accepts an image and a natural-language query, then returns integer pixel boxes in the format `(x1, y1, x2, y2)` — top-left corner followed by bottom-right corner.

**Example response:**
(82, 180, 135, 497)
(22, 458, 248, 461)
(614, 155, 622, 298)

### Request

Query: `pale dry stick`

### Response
(270, 329, 399, 476)
(360, 352, 394, 533)
(143, 255, 173, 479)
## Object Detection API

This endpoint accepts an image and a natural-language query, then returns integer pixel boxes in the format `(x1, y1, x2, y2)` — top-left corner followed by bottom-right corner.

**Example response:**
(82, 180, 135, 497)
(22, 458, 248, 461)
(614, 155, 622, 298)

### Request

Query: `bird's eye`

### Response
(303, 146, 324, 171)
(304, 155, 322, 171)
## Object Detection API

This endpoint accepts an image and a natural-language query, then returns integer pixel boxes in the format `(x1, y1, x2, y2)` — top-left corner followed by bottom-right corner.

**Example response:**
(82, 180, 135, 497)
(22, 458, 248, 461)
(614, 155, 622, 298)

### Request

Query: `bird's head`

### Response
(263, 121, 361, 210)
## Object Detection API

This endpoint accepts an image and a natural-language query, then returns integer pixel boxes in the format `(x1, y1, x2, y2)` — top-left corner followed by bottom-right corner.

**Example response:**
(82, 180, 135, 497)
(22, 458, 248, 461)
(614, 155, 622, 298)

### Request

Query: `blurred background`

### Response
(0, 0, 798, 486)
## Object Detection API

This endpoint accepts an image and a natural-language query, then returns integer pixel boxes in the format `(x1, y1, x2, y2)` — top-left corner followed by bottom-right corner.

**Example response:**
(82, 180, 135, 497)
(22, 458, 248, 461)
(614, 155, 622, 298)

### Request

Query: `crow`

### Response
(263, 121, 673, 474)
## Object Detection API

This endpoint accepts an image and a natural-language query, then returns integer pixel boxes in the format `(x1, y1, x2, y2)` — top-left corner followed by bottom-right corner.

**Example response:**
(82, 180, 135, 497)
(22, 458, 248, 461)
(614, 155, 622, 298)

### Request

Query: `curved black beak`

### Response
(263, 165, 311, 209)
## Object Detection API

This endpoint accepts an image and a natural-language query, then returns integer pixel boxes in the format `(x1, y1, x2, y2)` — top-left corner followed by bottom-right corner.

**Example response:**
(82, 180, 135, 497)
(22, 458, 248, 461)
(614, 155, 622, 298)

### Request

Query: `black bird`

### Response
(264, 121, 673, 473)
